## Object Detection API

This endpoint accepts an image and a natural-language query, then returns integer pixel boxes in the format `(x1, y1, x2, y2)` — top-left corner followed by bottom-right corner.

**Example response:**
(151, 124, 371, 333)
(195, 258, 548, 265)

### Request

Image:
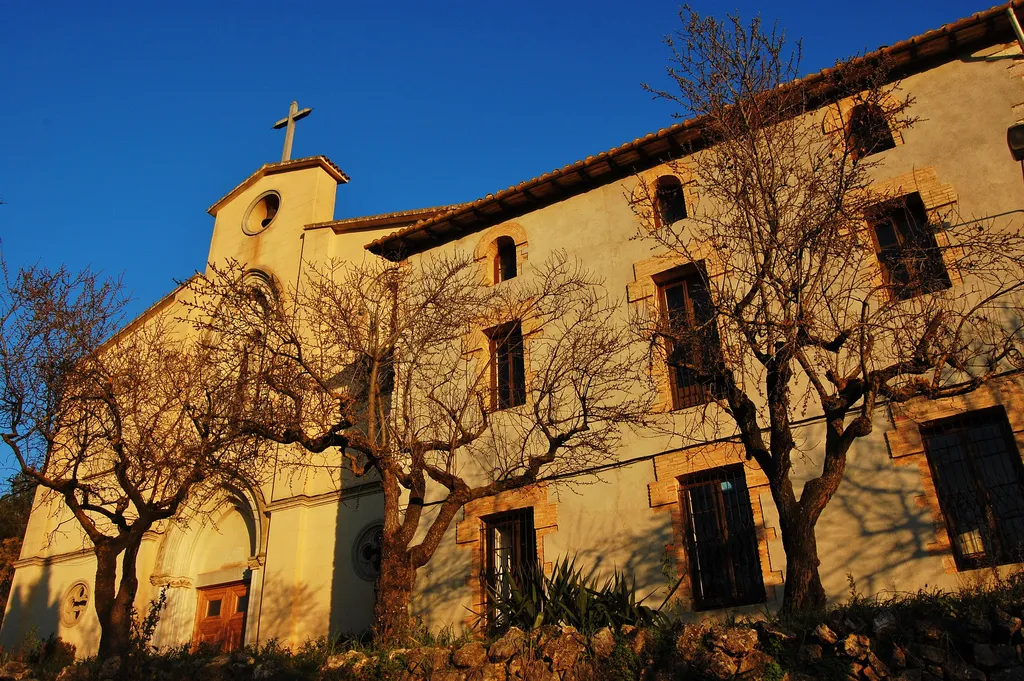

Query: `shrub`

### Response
(487, 554, 665, 635)
(22, 633, 76, 678)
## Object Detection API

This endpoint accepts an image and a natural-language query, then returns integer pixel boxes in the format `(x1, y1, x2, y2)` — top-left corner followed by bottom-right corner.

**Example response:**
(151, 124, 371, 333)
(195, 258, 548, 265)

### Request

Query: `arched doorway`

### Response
(149, 487, 266, 653)
(190, 501, 254, 651)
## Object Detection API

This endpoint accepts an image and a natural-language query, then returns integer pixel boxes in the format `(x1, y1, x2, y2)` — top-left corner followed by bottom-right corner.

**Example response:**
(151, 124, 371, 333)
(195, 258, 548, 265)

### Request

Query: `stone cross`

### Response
(273, 100, 312, 162)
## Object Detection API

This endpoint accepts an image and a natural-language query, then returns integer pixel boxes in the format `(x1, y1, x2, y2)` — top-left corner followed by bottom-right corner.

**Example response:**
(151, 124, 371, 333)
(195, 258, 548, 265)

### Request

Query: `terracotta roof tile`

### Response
(366, 1, 1021, 259)
(305, 204, 464, 233)
(208, 155, 349, 216)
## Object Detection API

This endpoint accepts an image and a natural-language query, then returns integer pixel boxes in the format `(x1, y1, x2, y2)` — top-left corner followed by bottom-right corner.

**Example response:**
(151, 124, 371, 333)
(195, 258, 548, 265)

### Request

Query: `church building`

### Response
(4, 3, 1024, 657)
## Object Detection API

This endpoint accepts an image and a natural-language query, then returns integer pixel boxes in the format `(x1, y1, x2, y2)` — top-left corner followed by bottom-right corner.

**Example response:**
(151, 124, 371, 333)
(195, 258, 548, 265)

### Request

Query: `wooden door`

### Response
(193, 581, 248, 652)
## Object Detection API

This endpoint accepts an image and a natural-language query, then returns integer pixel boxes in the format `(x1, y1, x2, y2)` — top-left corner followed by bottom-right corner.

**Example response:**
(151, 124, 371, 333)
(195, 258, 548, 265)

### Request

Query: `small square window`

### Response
(207, 599, 222, 618)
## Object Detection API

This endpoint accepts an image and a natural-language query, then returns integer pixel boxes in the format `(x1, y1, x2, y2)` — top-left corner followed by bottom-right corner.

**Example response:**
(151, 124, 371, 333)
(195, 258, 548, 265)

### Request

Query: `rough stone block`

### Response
(841, 634, 871, 660)
(405, 647, 452, 672)
(991, 668, 1024, 681)
(815, 624, 839, 645)
(542, 628, 585, 671)
(454, 642, 489, 668)
(590, 627, 615, 660)
(914, 621, 943, 642)
(867, 651, 892, 678)
(892, 670, 923, 681)
(967, 616, 994, 644)
(706, 649, 738, 681)
(946, 661, 986, 681)
(996, 610, 1024, 644)
(874, 612, 898, 639)
(890, 646, 908, 670)
(916, 645, 946, 668)
(974, 644, 1018, 670)
(520, 660, 556, 681)
(710, 627, 759, 656)
(736, 650, 774, 677)
(490, 628, 527, 662)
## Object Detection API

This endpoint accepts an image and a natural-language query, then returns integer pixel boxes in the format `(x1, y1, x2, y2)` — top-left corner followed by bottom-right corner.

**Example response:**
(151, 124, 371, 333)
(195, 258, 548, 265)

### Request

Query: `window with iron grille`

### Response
(483, 508, 536, 622)
(655, 175, 687, 227)
(847, 103, 896, 160)
(867, 193, 951, 301)
(656, 266, 723, 409)
(680, 465, 765, 610)
(488, 322, 526, 410)
(921, 407, 1024, 570)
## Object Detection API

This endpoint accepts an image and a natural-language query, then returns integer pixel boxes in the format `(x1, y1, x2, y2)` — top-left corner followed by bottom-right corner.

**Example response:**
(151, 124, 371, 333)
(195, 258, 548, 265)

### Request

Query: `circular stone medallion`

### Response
(352, 521, 384, 582)
(60, 581, 90, 627)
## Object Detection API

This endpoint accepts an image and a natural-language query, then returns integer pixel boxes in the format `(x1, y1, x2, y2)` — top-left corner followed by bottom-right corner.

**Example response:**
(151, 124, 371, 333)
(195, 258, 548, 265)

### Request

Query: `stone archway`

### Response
(149, 486, 267, 651)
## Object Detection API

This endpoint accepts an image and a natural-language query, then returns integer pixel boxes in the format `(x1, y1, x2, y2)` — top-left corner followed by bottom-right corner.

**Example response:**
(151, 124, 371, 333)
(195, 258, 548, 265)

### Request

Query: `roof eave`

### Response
(365, 0, 1020, 261)
(207, 156, 350, 217)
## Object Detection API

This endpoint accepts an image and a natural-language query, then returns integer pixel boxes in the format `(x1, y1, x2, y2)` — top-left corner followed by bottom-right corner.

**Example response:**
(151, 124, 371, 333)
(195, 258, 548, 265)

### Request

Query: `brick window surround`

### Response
(474, 223, 528, 286)
(885, 375, 1024, 574)
(630, 165, 699, 236)
(627, 251, 726, 413)
(919, 408, 1024, 570)
(821, 92, 907, 154)
(456, 485, 558, 627)
(866, 192, 953, 300)
(866, 167, 964, 295)
(486, 321, 526, 411)
(656, 264, 723, 410)
(648, 442, 783, 611)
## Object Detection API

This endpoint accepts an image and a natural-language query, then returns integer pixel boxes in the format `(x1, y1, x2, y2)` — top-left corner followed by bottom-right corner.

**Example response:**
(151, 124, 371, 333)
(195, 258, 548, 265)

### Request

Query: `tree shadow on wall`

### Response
(329, 482, 384, 640)
(565, 512, 676, 607)
(254, 576, 326, 646)
(413, 504, 676, 632)
(0, 561, 63, 652)
(817, 434, 948, 601)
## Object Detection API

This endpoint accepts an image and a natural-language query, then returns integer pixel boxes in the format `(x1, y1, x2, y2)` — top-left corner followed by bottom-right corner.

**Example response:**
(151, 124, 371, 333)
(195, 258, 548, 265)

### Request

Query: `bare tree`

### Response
(187, 251, 652, 641)
(634, 9, 1024, 615)
(0, 260, 265, 659)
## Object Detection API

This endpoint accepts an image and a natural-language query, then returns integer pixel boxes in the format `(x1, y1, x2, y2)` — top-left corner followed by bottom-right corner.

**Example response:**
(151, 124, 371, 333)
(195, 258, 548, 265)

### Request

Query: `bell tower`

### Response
(204, 102, 348, 284)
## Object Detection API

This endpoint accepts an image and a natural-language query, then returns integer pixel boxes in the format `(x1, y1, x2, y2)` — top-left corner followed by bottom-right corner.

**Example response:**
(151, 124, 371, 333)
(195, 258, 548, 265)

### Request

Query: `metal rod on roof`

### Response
(1008, 7, 1024, 53)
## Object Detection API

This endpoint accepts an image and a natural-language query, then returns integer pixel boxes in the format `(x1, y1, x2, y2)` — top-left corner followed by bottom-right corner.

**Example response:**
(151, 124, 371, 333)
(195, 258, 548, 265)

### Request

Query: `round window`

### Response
(352, 521, 384, 582)
(60, 581, 90, 627)
(243, 191, 281, 235)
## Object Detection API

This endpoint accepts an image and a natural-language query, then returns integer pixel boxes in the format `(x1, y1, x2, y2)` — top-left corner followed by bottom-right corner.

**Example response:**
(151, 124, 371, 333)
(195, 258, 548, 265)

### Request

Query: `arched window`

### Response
(235, 270, 277, 400)
(494, 236, 517, 282)
(655, 176, 687, 227)
(847, 104, 896, 160)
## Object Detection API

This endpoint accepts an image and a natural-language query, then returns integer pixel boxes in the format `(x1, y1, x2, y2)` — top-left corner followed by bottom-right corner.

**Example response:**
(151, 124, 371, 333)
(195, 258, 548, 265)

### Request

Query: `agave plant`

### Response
(486, 555, 665, 634)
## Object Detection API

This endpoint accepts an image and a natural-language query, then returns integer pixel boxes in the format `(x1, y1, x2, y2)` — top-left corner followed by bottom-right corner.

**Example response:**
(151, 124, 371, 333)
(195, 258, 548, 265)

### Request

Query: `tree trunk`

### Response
(776, 501, 827, 617)
(373, 546, 417, 645)
(94, 533, 143, 661)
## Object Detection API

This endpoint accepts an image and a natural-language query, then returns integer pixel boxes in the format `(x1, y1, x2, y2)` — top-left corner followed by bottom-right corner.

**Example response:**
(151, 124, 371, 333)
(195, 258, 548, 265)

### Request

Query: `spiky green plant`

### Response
(487, 555, 664, 635)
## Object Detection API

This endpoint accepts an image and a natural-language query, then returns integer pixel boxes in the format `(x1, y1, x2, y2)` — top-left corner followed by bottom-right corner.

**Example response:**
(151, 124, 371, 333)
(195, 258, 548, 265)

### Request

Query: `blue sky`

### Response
(0, 0, 998, 320)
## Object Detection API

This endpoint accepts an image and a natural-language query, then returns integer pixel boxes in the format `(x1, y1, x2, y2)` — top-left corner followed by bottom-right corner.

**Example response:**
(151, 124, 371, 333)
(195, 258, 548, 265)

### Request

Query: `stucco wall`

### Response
(5, 36, 1024, 654)
(403, 42, 1024, 628)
